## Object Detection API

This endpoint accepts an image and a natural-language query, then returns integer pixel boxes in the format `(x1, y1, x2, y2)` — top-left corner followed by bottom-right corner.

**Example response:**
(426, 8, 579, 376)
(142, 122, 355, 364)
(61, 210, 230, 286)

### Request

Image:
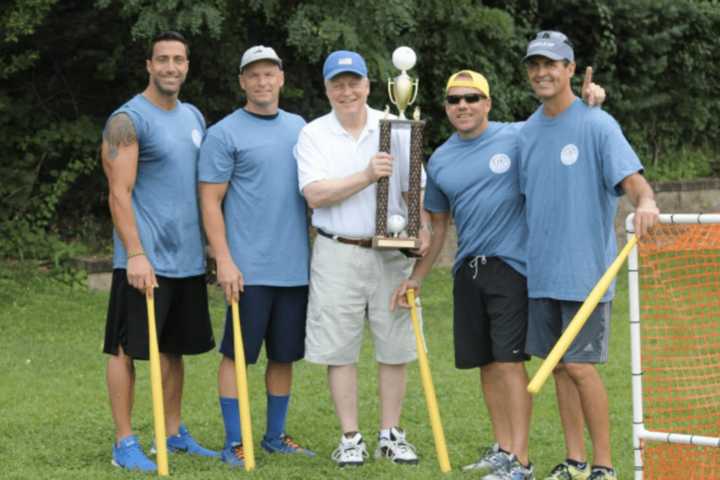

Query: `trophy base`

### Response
(372, 236, 420, 249)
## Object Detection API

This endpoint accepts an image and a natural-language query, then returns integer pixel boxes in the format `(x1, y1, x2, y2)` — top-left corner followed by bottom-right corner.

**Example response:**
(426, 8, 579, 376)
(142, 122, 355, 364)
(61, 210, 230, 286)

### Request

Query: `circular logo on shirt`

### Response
(489, 153, 511, 174)
(560, 144, 579, 166)
(191, 129, 203, 148)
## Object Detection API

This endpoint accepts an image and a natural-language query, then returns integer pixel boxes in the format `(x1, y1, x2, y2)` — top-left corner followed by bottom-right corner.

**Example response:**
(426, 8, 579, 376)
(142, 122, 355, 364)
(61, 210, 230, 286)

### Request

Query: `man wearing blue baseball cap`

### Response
(294, 50, 431, 467)
(519, 30, 658, 480)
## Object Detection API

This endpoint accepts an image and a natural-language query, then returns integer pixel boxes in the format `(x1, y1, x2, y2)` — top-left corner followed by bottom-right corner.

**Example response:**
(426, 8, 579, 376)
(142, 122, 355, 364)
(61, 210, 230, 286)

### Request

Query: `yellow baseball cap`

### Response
(445, 70, 490, 98)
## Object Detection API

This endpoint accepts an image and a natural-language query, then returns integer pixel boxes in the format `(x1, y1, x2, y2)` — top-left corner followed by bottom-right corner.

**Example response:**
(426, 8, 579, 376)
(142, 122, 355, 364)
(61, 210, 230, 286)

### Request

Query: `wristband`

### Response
(127, 251, 145, 259)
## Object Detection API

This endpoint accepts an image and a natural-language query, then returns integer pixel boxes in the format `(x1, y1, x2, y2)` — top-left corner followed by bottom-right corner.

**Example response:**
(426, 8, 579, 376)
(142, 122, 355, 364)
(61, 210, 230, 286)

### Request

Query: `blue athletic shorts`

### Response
(219, 285, 308, 364)
(526, 298, 612, 364)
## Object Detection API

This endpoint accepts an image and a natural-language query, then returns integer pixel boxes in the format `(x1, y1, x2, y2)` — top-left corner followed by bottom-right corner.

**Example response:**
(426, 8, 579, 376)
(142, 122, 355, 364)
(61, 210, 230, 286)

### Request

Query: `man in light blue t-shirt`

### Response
(199, 45, 314, 467)
(392, 70, 606, 480)
(519, 31, 659, 480)
(392, 70, 533, 479)
(101, 31, 217, 473)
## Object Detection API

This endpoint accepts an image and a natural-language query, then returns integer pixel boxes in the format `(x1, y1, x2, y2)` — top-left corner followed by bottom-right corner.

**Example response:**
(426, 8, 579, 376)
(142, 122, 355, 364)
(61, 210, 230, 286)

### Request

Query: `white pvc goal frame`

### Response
(626, 213, 720, 480)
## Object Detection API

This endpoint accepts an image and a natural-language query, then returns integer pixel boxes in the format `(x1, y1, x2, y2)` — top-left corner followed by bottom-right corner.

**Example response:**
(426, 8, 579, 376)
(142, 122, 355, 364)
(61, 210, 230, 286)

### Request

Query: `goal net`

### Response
(627, 213, 720, 479)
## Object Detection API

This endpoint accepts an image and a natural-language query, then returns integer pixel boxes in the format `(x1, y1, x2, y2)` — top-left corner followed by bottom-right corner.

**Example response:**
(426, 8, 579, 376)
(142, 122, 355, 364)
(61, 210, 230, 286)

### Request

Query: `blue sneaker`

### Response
(221, 443, 245, 468)
(112, 435, 157, 472)
(165, 424, 219, 457)
(261, 433, 316, 457)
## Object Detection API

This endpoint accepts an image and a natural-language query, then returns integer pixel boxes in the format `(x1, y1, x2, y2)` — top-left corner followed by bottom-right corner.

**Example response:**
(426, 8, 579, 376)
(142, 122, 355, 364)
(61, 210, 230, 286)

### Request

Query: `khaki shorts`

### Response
(305, 234, 420, 365)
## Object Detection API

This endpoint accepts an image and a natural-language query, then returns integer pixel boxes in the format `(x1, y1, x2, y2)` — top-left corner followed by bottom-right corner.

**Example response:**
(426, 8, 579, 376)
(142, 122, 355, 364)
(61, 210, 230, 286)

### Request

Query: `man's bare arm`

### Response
(302, 152, 393, 208)
(390, 211, 450, 309)
(101, 113, 156, 290)
(199, 182, 244, 302)
(621, 172, 659, 238)
(103, 113, 138, 161)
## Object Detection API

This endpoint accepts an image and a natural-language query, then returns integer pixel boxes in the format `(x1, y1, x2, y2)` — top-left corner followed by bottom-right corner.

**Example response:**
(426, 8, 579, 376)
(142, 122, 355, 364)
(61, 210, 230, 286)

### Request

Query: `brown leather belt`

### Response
(316, 228, 373, 248)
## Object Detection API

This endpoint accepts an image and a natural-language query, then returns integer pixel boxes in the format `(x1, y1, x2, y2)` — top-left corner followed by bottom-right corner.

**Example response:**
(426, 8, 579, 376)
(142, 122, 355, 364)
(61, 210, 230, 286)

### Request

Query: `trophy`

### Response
(372, 46, 425, 250)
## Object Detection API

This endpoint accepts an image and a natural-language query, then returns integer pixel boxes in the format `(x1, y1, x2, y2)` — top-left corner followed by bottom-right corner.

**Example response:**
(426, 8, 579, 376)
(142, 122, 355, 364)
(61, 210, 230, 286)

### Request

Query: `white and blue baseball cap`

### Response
(524, 31, 574, 62)
(240, 45, 282, 71)
(323, 50, 368, 81)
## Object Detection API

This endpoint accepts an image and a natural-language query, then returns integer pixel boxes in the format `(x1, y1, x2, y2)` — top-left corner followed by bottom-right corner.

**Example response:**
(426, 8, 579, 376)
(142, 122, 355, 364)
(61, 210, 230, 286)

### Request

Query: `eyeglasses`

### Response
(445, 94, 486, 105)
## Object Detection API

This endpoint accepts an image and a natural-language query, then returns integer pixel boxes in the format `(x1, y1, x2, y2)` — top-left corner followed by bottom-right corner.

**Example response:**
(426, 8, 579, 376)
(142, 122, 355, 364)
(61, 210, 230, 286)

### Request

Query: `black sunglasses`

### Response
(445, 93, 486, 105)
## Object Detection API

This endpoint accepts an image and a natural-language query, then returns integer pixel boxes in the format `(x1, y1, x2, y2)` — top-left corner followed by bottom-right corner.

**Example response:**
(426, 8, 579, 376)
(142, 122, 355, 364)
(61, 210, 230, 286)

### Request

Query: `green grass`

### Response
(0, 262, 634, 479)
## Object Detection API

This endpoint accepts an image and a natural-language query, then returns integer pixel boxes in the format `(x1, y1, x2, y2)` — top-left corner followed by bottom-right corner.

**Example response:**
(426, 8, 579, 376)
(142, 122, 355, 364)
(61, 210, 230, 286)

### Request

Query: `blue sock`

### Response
(220, 396, 242, 448)
(265, 393, 290, 440)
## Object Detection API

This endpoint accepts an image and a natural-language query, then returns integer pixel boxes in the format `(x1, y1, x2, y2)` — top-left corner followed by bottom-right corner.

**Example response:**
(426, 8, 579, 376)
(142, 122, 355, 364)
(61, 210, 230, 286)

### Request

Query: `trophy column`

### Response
(374, 120, 392, 239)
(406, 120, 425, 238)
(372, 46, 424, 250)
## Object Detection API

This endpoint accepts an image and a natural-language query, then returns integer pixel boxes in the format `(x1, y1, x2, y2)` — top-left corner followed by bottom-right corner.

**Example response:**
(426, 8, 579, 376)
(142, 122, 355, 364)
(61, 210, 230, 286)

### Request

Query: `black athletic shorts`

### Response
(453, 256, 530, 368)
(220, 285, 308, 364)
(103, 269, 215, 360)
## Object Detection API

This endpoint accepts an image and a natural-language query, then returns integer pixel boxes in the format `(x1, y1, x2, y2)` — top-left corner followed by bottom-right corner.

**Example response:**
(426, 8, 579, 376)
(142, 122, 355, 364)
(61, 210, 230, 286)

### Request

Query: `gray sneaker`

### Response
(483, 456, 535, 480)
(462, 443, 511, 475)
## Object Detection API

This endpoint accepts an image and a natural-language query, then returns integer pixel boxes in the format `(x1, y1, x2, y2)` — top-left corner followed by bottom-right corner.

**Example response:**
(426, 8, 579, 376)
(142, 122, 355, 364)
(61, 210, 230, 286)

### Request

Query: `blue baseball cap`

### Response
(323, 50, 368, 81)
(524, 31, 574, 62)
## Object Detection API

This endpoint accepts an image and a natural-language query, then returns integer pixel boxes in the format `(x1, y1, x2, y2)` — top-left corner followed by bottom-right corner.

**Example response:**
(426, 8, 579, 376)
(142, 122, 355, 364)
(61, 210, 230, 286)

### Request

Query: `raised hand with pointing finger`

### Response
(581, 66, 606, 107)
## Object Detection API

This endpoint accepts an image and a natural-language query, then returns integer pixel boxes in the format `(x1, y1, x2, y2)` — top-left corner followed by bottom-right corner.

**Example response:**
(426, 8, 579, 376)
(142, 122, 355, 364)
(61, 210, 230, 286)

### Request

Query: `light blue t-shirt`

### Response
(425, 122, 527, 276)
(518, 98, 643, 301)
(111, 94, 207, 278)
(198, 108, 309, 286)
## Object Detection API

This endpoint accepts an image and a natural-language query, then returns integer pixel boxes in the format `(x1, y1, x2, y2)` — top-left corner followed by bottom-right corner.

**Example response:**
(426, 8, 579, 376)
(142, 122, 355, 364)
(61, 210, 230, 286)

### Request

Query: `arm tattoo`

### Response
(102, 113, 137, 160)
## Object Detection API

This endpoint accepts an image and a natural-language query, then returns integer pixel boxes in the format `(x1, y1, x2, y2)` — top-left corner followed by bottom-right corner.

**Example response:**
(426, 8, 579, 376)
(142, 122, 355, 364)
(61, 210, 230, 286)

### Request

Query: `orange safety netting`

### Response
(638, 223, 720, 479)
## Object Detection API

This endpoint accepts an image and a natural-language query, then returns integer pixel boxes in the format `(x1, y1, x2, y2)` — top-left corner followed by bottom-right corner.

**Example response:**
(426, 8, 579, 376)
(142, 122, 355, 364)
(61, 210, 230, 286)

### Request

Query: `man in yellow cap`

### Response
(392, 69, 606, 480)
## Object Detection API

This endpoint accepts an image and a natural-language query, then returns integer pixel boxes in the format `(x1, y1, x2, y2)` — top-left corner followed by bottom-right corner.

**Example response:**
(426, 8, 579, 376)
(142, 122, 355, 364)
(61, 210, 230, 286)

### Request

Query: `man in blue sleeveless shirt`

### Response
(101, 32, 217, 472)
(519, 31, 658, 480)
(199, 45, 314, 467)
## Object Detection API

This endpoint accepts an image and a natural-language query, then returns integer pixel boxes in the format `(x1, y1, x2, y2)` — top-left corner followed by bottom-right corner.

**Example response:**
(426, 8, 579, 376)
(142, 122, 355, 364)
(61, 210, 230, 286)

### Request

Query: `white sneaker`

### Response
(374, 427, 419, 465)
(331, 432, 368, 467)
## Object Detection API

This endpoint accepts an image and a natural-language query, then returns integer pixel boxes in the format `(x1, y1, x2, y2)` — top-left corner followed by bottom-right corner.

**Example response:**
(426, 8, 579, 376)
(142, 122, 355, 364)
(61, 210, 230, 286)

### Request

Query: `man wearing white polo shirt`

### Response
(294, 50, 430, 467)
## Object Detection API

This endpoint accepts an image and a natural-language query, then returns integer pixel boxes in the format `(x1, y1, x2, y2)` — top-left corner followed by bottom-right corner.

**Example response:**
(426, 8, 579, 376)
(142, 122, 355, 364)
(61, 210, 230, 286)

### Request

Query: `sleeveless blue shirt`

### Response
(110, 94, 207, 277)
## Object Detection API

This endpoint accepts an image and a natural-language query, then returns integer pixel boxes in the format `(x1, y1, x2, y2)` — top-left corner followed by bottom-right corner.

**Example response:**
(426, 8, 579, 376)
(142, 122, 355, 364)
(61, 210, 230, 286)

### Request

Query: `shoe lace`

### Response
(281, 435, 301, 450)
(231, 444, 245, 460)
(463, 446, 502, 469)
(392, 437, 417, 456)
(508, 461, 532, 479)
(549, 463, 572, 480)
(332, 439, 367, 460)
(490, 451, 509, 467)
(588, 470, 614, 480)
(180, 432, 200, 448)
(127, 441, 145, 456)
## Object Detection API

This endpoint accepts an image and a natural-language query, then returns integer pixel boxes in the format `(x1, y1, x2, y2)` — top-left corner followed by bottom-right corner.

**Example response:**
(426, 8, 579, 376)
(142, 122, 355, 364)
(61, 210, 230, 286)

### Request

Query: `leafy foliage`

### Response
(1, 0, 718, 260)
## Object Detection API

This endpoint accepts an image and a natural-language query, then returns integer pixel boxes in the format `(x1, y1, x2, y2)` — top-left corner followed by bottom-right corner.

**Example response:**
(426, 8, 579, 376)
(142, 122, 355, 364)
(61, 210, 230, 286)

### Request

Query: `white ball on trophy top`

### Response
(387, 214, 407, 235)
(392, 46, 416, 71)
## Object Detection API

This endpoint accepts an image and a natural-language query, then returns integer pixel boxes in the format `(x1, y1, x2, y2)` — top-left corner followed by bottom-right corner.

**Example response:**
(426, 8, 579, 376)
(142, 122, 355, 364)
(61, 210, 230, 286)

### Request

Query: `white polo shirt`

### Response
(295, 106, 425, 238)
